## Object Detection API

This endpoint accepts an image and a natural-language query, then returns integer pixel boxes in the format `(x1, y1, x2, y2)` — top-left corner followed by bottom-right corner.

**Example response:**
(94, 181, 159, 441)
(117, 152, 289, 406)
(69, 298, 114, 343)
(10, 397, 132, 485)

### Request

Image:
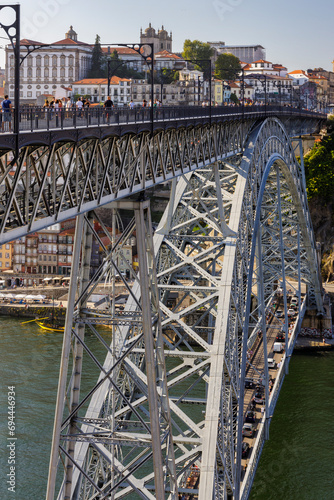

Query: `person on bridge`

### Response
(104, 96, 114, 122)
(1, 95, 12, 132)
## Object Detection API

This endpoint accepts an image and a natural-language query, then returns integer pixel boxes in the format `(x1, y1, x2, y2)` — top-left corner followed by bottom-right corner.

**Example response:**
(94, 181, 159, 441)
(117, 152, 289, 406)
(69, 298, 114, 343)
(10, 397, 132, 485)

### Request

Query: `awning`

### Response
(43, 277, 52, 281)
(0, 280, 5, 283)
(62, 277, 71, 280)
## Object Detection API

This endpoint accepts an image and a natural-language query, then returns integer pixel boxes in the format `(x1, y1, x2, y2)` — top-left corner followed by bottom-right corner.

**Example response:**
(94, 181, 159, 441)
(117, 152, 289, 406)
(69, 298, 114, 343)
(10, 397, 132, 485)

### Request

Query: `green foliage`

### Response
(230, 92, 239, 104)
(304, 134, 334, 202)
(182, 39, 214, 76)
(104, 50, 144, 79)
(214, 53, 241, 81)
(88, 35, 104, 78)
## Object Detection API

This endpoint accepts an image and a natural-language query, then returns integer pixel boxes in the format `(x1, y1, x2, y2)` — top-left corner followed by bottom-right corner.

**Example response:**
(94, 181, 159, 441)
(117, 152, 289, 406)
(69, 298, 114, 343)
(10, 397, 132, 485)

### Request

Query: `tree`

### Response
(182, 40, 214, 77)
(304, 133, 334, 202)
(88, 35, 104, 78)
(104, 50, 144, 80)
(214, 53, 241, 81)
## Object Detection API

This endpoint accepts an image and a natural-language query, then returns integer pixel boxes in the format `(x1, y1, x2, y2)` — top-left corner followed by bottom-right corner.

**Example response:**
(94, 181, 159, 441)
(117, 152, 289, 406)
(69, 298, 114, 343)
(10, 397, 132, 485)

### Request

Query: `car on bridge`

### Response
(268, 357, 276, 369)
(245, 410, 256, 423)
(275, 309, 284, 318)
(253, 392, 265, 404)
(242, 423, 255, 437)
(276, 331, 285, 342)
(287, 308, 297, 317)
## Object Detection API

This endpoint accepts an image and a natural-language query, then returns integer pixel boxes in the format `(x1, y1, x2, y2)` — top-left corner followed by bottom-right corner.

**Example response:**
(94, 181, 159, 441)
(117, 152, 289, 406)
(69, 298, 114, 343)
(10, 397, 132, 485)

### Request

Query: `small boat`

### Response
(35, 320, 65, 332)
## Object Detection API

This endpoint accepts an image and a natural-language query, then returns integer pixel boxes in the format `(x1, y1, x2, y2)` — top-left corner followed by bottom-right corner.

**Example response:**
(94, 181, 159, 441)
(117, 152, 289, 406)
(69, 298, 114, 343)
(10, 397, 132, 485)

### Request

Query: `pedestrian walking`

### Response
(1, 94, 12, 132)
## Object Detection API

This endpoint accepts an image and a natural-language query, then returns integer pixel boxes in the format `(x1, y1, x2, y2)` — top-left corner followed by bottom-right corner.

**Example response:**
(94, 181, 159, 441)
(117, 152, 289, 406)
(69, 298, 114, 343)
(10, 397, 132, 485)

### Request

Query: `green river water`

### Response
(0, 316, 333, 500)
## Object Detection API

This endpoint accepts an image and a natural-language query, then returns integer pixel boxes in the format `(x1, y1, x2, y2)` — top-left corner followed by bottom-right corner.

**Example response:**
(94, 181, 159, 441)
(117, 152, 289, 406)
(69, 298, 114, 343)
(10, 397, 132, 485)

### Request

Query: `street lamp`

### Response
(102, 43, 154, 136)
(0, 5, 20, 158)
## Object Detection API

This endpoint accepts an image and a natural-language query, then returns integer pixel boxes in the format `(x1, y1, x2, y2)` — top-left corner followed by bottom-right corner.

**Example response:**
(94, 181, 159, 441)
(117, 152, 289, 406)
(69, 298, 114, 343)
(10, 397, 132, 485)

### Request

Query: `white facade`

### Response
(5, 27, 92, 104)
(72, 78, 132, 105)
(288, 71, 309, 87)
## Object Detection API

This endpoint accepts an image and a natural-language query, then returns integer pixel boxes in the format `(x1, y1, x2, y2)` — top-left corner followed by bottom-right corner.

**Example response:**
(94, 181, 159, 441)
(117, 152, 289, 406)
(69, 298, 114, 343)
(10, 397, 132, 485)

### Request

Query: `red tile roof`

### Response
(52, 38, 90, 46)
(72, 77, 131, 85)
(288, 70, 308, 76)
(155, 50, 181, 59)
(251, 60, 272, 64)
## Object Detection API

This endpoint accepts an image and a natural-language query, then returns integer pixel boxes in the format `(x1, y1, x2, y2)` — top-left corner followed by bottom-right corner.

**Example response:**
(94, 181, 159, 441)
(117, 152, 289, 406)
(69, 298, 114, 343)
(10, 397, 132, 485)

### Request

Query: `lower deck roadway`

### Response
(240, 294, 300, 480)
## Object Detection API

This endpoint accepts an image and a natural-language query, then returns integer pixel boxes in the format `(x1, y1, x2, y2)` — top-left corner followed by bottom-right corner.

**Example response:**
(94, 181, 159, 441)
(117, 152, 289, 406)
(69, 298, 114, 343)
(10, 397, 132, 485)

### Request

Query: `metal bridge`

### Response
(0, 105, 326, 499)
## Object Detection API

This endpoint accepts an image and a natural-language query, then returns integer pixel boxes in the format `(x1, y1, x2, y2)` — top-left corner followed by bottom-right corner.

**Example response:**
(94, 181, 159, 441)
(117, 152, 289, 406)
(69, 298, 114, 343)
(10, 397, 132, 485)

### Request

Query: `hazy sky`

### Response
(0, 0, 333, 72)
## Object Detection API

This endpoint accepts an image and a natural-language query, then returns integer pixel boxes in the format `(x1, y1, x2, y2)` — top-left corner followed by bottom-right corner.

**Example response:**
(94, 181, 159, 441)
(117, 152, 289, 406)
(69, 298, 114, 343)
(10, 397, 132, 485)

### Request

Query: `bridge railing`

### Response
(3, 104, 326, 134)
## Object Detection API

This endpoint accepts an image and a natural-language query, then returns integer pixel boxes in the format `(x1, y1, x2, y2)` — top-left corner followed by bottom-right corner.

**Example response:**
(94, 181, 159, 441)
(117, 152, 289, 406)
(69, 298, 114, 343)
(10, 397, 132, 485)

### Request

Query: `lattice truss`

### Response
(50, 118, 322, 500)
(0, 121, 250, 243)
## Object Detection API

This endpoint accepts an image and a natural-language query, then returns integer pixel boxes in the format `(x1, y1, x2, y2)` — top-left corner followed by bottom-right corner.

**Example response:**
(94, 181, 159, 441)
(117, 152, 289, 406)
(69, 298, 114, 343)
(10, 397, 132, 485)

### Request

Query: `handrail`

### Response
(0, 104, 326, 135)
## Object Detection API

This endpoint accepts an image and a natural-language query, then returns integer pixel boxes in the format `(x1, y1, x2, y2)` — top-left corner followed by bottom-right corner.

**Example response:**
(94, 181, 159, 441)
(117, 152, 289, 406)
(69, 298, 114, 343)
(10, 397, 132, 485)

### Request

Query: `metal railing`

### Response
(0, 104, 326, 135)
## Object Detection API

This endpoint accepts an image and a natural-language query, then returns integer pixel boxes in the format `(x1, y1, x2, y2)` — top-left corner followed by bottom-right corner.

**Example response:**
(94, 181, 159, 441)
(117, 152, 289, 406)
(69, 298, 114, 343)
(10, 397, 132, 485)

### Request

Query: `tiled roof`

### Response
(72, 77, 131, 85)
(251, 59, 272, 64)
(52, 38, 90, 46)
(288, 70, 308, 76)
(20, 38, 46, 46)
(102, 46, 143, 56)
(155, 50, 181, 59)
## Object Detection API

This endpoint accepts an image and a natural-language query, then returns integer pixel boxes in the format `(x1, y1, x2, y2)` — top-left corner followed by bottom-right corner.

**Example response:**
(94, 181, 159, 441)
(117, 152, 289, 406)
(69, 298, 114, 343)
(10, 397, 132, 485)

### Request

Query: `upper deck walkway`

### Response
(0, 104, 327, 149)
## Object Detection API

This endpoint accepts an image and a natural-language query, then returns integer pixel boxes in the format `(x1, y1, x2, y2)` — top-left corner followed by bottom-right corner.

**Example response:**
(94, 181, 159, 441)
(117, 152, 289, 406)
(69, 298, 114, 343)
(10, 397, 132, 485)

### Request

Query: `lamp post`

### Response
(0, 5, 20, 159)
(181, 58, 212, 123)
(103, 43, 154, 135)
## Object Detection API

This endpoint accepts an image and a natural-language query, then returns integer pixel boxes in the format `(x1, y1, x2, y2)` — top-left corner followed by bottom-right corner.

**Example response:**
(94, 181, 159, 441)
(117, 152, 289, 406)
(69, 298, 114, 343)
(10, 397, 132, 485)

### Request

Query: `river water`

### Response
(0, 316, 333, 500)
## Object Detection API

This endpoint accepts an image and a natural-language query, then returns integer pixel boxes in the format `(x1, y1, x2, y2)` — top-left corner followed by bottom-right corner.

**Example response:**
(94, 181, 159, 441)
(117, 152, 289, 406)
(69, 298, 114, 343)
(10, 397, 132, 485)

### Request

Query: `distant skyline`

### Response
(0, 0, 333, 72)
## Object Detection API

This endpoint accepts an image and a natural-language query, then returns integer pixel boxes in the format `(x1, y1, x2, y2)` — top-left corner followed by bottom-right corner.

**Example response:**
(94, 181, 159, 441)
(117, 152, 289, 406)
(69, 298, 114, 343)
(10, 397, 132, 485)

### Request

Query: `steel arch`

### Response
(48, 117, 323, 500)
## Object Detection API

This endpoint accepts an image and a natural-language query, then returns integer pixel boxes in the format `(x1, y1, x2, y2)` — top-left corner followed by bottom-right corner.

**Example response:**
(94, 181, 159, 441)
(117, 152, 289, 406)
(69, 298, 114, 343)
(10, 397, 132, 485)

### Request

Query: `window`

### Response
(87, 88, 92, 94)
(44, 56, 49, 66)
(5, 262, 9, 267)
(52, 55, 57, 65)
(60, 67, 65, 78)
(44, 68, 49, 78)
(5, 244, 9, 249)
(52, 67, 57, 78)
(36, 67, 41, 77)
(68, 67, 73, 77)
(36, 55, 41, 67)
(27, 91, 32, 97)
(80, 88, 85, 94)
(0, 252, 2, 258)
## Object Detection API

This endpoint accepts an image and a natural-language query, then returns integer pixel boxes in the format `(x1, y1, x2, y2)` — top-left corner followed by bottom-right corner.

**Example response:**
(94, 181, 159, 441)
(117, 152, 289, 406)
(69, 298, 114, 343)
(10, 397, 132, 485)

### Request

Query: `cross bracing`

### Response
(44, 116, 324, 500)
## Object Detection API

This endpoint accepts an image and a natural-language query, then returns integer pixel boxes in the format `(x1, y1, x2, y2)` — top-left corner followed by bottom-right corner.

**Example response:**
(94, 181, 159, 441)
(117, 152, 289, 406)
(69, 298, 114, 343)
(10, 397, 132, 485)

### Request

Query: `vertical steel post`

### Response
(63, 212, 94, 500)
(134, 201, 168, 500)
(46, 214, 85, 500)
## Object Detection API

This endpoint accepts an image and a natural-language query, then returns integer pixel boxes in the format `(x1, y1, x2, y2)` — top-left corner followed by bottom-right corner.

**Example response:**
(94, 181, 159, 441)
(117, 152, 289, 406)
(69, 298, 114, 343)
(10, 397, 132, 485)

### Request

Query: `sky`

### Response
(0, 0, 333, 72)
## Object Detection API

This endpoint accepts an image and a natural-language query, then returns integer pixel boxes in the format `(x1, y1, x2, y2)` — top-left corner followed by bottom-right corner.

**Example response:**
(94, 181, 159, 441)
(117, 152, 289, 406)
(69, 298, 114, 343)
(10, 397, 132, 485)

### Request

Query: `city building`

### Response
(71, 77, 132, 104)
(5, 26, 92, 104)
(140, 24, 173, 54)
(214, 80, 231, 104)
(208, 42, 266, 64)
(0, 242, 13, 271)
(287, 70, 309, 87)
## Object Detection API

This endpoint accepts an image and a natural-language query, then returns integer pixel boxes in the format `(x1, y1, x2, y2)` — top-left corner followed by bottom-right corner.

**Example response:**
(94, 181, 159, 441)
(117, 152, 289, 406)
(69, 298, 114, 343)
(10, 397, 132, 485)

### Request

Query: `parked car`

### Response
(267, 357, 276, 369)
(242, 423, 255, 437)
(253, 392, 265, 404)
(276, 332, 285, 342)
(290, 296, 298, 306)
(242, 441, 250, 458)
(245, 410, 255, 423)
(275, 309, 284, 318)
